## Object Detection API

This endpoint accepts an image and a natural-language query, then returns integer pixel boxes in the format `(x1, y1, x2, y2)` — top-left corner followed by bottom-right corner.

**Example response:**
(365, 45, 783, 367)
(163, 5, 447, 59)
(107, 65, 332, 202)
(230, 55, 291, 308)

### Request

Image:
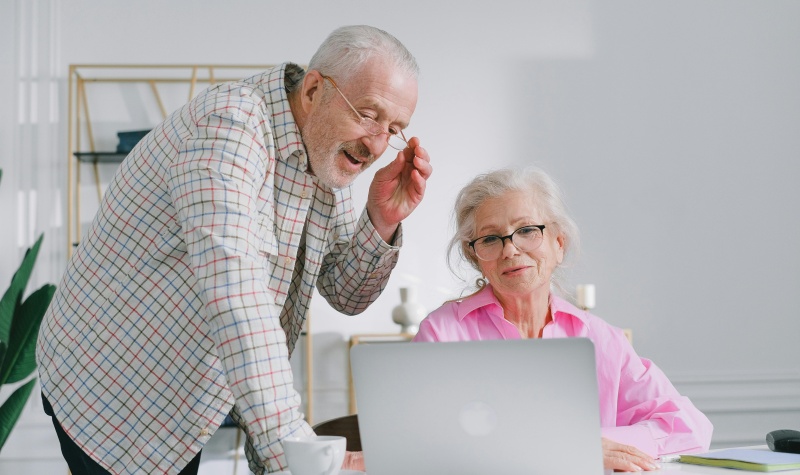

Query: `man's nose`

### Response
(362, 133, 389, 157)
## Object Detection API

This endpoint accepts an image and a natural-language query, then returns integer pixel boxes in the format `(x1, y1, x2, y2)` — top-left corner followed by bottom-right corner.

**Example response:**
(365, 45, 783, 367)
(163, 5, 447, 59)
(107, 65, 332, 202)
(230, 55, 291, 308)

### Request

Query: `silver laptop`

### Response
(350, 338, 604, 475)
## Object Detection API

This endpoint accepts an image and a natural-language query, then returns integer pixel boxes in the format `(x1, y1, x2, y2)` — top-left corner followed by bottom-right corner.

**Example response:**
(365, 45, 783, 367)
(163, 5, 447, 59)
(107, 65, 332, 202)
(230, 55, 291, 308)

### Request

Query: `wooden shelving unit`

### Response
(66, 63, 273, 254)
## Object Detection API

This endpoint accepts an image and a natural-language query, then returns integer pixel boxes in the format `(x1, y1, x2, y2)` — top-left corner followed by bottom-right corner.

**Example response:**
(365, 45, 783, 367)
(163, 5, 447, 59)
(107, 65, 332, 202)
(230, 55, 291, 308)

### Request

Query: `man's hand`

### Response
(366, 136, 432, 242)
(602, 438, 660, 472)
(343, 450, 365, 471)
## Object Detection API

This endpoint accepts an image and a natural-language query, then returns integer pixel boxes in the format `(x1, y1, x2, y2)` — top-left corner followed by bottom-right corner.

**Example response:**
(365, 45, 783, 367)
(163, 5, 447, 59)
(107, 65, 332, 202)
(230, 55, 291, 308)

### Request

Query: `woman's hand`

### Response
(602, 438, 660, 472)
(343, 450, 365, 471)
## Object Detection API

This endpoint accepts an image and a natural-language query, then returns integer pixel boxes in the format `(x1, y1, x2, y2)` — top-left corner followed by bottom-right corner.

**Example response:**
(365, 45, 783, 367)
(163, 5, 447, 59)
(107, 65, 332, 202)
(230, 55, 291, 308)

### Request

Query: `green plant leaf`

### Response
(0, 289, 20, 346)
(0, 234, 44, 344)
(0, 378, 36, 453)
(0, 341, 6, 374)
(1, 284, 55, 384)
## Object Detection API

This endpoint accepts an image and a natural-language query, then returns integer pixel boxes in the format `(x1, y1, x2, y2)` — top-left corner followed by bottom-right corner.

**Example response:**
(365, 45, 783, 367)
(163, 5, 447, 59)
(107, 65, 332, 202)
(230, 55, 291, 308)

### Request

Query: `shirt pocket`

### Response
(114, 222, 187, 301)
(257, 212, 279, 258)
(134, 222, 186, 271)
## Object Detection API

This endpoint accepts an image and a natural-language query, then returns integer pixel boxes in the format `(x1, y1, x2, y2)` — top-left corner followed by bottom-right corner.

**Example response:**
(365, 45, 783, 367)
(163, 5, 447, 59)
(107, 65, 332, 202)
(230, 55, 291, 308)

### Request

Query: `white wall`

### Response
(2, 0, 799, 469)
(0, 0, 18, 284)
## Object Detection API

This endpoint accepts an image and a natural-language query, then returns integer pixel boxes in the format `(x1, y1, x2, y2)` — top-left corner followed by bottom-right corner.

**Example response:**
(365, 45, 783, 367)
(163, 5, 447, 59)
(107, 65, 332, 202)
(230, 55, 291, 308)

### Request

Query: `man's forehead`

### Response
(343, 70, 418, 126)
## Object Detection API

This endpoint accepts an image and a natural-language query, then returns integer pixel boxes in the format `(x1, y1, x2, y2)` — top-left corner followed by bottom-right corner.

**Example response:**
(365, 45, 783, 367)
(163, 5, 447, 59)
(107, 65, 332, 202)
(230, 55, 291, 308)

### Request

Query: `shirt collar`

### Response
(456, 285, 503, 321)
(259, 62, 308, 171)
(549, 293, 591, 332)
(457, 284, 592, 333)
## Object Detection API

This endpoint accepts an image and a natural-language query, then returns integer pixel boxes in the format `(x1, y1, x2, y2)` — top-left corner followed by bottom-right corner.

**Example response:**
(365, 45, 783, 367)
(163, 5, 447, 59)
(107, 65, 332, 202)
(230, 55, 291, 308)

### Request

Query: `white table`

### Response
(650, 462, 800, 474)
(199, 445, 800, 474)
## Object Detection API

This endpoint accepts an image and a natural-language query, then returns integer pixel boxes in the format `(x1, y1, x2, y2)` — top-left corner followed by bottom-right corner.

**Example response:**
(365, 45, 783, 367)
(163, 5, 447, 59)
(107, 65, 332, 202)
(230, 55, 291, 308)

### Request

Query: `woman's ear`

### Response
(555, 234, 566, 265)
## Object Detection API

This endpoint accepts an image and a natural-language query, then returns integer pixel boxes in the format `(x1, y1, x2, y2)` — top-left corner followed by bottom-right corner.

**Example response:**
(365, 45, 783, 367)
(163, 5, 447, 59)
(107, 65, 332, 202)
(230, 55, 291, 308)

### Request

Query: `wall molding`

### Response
(670, 369, 800, 411)
(670, 369, 800, 384)
(668, 369, 800, 447)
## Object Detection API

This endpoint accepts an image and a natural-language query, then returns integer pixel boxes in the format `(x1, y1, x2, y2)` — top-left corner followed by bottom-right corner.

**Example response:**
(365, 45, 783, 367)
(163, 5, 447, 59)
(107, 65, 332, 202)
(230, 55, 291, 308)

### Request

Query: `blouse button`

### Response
(200, 428, 209, 436)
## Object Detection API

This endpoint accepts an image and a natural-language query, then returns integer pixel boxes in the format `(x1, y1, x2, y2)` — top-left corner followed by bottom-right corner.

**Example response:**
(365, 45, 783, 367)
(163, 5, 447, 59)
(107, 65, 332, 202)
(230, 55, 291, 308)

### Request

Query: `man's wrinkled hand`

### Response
(343, 450, 365, 471)
(366, 136, 432, 242)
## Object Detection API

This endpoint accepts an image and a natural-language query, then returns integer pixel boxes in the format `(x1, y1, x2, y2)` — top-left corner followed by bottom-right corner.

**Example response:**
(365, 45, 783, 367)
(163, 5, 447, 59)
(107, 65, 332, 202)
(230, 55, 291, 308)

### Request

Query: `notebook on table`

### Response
(679, 448, 800, 472)
(350, 338, 604, 475)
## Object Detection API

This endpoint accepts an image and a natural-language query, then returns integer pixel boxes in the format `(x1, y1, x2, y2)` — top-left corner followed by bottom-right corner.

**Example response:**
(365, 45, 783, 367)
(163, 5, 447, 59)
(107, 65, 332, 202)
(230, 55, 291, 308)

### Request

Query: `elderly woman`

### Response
(412, 167, 713, 472)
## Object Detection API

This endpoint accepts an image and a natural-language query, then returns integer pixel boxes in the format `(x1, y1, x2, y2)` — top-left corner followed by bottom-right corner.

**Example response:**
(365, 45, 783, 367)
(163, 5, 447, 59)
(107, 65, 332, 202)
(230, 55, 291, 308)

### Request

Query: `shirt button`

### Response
(300, 190, 308, 199)
(200, 428, 209, 436)
(284, 257, 292, 266)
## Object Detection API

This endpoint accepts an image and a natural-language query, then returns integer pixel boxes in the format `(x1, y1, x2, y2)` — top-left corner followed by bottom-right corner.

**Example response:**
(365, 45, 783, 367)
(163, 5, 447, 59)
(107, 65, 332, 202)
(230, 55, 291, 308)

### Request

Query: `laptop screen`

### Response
(351, 338, 604, 475)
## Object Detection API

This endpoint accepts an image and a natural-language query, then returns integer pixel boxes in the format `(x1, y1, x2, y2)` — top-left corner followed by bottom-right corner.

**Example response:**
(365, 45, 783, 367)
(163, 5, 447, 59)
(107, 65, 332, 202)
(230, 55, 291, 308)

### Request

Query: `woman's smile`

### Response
(502, 264, 531, 276)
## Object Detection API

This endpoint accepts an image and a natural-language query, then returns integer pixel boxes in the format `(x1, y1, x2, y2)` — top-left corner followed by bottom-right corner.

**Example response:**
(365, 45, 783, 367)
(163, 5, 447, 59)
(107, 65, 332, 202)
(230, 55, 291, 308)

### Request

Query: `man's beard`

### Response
(302, 111, 377, 189)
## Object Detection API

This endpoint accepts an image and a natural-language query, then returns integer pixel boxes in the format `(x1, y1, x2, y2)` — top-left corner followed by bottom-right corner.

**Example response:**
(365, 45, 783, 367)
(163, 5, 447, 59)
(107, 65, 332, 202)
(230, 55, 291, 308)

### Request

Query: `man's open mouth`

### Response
(343, 150, 363, 165)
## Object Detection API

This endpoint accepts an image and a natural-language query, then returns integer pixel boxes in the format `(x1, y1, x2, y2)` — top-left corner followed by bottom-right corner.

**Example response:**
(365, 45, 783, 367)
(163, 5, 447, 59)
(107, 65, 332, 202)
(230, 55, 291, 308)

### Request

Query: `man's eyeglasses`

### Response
(322, 75, 408, 150)
(468, 225, 546, 261)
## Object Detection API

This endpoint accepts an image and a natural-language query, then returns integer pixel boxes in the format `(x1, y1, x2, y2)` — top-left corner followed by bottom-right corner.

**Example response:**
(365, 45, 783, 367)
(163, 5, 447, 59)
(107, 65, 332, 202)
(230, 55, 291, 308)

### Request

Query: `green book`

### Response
(680, 448, 800, 472)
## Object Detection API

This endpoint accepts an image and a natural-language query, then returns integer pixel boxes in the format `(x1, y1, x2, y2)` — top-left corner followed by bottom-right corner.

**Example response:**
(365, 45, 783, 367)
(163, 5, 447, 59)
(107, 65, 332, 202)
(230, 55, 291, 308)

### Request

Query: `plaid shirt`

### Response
(38, 63, 400, 474)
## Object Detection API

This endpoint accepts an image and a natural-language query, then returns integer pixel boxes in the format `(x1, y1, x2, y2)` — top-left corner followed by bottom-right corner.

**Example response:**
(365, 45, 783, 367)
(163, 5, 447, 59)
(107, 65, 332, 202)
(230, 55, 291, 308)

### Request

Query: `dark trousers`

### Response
(42, 393, 202, 475)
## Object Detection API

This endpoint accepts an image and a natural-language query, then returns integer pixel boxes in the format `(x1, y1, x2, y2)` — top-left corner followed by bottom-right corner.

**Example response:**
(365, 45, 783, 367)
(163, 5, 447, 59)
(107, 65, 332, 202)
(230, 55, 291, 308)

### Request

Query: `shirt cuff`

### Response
(602, 425, 659, 458)
(357, 208, 403, 253)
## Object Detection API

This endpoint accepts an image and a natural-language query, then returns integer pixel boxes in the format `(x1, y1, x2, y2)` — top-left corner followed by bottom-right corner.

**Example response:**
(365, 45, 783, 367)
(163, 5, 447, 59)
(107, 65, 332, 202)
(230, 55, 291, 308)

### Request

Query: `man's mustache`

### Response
(341, 141, 375, 163)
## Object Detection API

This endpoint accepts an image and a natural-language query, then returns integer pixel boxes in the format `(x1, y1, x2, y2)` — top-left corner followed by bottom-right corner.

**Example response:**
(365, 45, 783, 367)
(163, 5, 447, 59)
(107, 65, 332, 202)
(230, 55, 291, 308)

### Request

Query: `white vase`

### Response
(391, 287, 426, 334)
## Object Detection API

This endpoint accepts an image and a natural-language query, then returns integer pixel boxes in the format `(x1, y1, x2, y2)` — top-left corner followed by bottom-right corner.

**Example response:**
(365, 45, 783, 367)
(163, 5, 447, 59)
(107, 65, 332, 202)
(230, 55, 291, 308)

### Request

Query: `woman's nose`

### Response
(500, 238, 520, 258)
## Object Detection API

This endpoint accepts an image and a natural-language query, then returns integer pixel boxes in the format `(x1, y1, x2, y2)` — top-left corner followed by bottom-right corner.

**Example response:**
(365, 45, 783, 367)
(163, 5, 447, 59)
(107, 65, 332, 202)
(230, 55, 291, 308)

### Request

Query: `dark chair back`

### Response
(312, 414, 361, 451)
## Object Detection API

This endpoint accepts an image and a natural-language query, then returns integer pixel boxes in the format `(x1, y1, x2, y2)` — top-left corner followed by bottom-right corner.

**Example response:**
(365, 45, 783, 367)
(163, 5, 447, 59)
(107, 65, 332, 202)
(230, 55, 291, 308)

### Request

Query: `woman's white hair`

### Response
(308, 25, 419, 84)
(447, 167, 580, 296)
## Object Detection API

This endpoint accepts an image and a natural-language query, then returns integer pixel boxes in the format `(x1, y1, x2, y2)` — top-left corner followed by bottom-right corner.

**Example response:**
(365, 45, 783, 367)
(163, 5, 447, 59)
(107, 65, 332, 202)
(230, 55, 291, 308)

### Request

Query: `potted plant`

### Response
(0, 168, 56, 452)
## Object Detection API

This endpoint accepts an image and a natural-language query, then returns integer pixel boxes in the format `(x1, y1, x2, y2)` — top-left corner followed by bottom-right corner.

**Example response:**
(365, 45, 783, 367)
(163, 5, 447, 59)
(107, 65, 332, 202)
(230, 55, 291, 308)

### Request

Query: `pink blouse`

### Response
(412, 285, 713, 457)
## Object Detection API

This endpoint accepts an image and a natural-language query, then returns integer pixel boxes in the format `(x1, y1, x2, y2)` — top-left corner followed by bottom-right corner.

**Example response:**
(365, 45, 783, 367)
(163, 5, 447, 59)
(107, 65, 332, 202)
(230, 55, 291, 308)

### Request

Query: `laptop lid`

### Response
(350, 338, 604, 475)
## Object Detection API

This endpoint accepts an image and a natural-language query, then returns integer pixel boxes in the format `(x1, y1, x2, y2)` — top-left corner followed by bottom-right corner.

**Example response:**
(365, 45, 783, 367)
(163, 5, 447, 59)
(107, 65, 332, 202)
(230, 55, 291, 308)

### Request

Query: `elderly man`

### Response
(38, 25, 431, 474)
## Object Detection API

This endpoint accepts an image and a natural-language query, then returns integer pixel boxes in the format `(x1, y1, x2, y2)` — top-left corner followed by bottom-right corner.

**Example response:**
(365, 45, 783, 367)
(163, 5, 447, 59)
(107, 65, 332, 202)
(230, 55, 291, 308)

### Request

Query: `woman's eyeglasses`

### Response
(468, 225, 546, 261)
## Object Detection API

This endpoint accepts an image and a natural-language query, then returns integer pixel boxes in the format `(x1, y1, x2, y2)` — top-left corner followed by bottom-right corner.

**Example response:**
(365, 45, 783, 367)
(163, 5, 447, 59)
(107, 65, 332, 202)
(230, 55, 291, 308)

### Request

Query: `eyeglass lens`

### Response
(472, 226, 544, 260)
(356, 117, 407, 150)
(354, 114, 407, 150)
(386, 132, 407, 150)
(323, 75, 408, 150)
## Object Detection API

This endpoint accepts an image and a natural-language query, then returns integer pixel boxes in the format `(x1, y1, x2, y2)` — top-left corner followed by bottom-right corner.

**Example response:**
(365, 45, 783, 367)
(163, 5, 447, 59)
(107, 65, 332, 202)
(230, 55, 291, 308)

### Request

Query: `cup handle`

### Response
(322, 445, 341, 475)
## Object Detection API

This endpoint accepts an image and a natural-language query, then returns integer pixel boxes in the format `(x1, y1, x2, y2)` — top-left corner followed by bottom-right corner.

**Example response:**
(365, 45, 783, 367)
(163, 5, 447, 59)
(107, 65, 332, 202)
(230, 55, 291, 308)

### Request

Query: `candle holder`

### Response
(576, 284, 596, 311)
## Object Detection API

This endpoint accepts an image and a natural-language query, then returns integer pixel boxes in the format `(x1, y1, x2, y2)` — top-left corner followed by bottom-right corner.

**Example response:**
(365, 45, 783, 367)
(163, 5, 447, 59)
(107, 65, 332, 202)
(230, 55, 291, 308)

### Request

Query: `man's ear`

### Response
(299, 70, 326, 114)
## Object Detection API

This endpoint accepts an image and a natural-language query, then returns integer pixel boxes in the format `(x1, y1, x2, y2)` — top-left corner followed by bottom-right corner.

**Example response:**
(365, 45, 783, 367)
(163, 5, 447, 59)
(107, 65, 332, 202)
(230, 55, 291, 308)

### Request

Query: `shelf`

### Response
(68, 64, 273, 257)
(73, 152, 127, 164)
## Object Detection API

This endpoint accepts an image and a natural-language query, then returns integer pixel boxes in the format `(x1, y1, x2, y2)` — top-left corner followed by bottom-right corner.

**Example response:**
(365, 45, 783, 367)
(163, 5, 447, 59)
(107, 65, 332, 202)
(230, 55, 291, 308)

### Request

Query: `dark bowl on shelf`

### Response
(116, 129, 152, 154)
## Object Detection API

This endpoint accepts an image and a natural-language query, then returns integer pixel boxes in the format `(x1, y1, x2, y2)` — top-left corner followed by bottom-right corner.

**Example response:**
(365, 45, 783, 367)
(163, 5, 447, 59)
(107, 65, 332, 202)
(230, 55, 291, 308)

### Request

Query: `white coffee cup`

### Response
(284, 435, 346, 475)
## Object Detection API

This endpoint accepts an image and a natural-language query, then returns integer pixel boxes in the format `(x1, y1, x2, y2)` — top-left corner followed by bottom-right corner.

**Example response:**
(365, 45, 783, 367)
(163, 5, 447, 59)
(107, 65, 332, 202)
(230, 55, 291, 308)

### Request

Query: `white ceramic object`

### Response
(391, 286, 426, 334)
